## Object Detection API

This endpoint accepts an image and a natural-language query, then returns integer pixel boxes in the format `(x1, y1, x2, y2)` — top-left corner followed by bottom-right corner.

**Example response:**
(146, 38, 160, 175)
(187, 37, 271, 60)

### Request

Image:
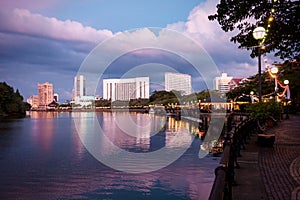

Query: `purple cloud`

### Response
(0, 8, 113, 43)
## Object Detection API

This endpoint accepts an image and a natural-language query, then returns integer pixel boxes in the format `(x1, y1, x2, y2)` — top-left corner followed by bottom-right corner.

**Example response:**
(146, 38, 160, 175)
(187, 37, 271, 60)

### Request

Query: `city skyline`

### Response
(28, 70, 240, 104)
(0, 0, 278, 102)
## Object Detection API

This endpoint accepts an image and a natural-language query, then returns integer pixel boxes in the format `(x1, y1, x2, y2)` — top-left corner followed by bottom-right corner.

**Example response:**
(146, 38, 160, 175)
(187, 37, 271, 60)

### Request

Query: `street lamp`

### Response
(284, 79, 290, 119)
(253, 27, 266, 102)
(271, 66, 278, 101)
(250, 91, 254, 103)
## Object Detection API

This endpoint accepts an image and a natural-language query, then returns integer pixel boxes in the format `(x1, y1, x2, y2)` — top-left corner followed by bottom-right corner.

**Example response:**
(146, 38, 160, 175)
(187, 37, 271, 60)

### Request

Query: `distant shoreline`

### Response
(28, 107, 148, 113)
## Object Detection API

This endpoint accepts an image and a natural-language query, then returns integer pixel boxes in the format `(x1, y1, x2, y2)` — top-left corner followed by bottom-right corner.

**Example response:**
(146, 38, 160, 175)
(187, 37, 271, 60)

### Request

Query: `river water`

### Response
(0, 111, 219, 200)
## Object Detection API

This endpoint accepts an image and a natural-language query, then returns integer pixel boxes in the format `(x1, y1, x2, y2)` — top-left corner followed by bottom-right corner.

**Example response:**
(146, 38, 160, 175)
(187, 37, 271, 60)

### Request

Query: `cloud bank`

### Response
(0, 7, 113, 101)
(167, 0, 258, 78)
(0, 8, 113, 43)
(0, 0, 266, 101)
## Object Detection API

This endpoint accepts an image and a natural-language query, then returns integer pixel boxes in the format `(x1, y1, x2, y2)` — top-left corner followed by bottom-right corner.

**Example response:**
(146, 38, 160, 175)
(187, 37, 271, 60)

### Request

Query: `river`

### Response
(0, 111, 219, 200)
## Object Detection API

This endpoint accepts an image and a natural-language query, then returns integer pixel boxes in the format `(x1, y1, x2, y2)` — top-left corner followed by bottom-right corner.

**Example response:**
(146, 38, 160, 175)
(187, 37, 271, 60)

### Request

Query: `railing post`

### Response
(209, 117, 253, 200)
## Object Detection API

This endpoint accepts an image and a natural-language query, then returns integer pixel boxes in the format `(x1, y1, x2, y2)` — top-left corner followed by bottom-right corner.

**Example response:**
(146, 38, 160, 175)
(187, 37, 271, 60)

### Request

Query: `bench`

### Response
(256, 133, 275, 147)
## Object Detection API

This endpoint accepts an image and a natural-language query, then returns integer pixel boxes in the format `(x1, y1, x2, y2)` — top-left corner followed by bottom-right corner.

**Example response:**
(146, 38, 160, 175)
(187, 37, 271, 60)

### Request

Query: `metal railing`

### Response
(209, 114, 255, 200)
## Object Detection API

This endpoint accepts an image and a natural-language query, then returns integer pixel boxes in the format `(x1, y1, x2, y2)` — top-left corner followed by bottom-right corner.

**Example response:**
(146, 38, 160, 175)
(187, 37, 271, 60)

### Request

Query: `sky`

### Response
(0, 0, 278, 102)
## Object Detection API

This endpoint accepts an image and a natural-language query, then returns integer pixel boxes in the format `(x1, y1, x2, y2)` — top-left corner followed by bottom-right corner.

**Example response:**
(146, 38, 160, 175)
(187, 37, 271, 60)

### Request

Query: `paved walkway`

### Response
(232, 114, 300, 200)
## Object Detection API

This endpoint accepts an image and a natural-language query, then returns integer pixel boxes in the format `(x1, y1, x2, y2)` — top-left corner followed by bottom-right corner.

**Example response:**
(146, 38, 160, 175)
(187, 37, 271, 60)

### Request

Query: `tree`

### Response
(208, 0, 299, 60)
(0, 82, 27, 117)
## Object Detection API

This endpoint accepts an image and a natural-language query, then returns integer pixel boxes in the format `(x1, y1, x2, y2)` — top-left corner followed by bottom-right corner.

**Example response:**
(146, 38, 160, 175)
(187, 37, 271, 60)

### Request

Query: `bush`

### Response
(245, 101, 282, 121)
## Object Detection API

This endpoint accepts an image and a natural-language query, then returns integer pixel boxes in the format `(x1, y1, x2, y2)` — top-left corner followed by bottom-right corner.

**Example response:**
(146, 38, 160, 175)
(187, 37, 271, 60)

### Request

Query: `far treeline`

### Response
(0, 82, 31, 118)
(94, 90, 216, 108)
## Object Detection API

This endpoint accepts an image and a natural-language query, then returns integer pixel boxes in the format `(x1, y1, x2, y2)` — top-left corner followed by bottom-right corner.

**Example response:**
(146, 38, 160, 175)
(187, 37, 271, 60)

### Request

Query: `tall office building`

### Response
(74, 75, 86, 99)
(165, 72, 192, 95)
(27, 95, 39, 109)
(103, 77, 149, 101)
(213, 73, 233, 94)
(54, 93, 59, 102)
(38, 82, 54, 109)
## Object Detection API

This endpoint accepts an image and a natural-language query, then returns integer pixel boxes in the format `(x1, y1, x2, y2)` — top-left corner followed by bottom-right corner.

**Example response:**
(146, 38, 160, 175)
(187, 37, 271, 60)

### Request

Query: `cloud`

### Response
(0, 0, 271, 101)
(166, 0, 259, 79)
(77, 27, 221, 97)
(0, 8, 115, 101)
(0, 8, 113, 43)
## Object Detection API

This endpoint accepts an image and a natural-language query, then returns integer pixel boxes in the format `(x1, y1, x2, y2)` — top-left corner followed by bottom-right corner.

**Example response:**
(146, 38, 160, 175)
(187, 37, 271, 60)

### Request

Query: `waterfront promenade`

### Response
(232, 114, 300, 200)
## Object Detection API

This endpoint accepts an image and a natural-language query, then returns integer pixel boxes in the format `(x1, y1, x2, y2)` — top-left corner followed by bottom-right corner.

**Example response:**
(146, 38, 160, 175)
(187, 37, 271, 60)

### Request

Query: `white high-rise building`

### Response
(103, 77, 149, 101)
(54, 93, 59, 102)
(165, 72, 192, 95)
(73, 75, 86, 99)
(214, 73, 233, 94)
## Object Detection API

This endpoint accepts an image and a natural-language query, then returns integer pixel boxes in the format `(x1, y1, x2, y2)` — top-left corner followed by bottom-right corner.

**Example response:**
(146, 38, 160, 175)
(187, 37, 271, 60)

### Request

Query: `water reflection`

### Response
(30, 111, 59, 118)
(32, 114, 55, 153)
(73, 112, 198, 173)
(0, 111, 219, 200)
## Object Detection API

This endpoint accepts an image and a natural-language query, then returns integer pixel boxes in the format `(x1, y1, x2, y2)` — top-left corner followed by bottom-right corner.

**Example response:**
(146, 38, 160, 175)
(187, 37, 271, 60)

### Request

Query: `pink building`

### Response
(38, 82, 54, 109)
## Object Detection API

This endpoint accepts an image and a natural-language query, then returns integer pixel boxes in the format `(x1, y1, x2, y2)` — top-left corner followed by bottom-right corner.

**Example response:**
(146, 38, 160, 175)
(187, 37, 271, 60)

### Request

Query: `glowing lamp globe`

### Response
(253, 27, 266, 40)
(271, 66, 278, 74)
(284, 80, 289, 85)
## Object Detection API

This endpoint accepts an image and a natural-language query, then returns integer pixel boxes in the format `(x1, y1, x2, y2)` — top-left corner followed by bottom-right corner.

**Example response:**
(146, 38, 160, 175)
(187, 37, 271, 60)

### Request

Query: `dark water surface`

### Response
(0, 111, 219, 200)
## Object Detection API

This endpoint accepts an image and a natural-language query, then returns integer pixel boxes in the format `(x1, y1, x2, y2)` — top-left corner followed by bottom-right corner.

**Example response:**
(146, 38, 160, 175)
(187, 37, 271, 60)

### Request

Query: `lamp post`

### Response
(284, 79, 290, 119)
(271, 66, 279, 101)
(250, 91, 254, 103)
(253, 27, 266, 102)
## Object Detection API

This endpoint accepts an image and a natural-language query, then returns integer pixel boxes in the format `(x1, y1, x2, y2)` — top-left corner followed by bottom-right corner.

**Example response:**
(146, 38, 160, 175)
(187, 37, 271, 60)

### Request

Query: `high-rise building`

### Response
(165, 72, 192, 95)
(54, 93, 59, 102)
(213, 73, 233, 94)
(73, 75, 86, 99)
(103, 77, 149, 101)
(27, 95, 39, 109)
(38, 82, 54, 109)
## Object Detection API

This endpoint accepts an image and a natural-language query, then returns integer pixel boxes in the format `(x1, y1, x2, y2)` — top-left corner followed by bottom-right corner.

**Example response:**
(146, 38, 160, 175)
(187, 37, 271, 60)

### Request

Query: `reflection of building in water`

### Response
(31, 112, 57, 153)
(134, 113, 150, 149)
(30, 111, 58, 118)
(149, 115, 166, 151)
(165, 117, 193, 148)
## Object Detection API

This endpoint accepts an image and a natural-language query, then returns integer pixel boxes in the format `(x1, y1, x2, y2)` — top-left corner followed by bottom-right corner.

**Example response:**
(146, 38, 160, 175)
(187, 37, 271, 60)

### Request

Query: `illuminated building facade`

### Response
(103, 77, 149, 101)
(38, 82, 54, 109)
(213, 73, 233, 94)
(27, 95, 39, 109)
(73, 75, 86, 99)
(165, 72, 192, 95)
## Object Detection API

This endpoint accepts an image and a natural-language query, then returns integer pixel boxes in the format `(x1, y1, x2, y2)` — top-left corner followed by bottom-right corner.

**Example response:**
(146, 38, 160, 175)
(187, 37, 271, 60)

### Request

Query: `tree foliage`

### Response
(208, 0, 299, 60)
(149, 90, 217, 106)
(245, 101, 282, 121)
(0, 82, 28, 117)
(226, 61, 300, 111)
(149, 90, 179, 105)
